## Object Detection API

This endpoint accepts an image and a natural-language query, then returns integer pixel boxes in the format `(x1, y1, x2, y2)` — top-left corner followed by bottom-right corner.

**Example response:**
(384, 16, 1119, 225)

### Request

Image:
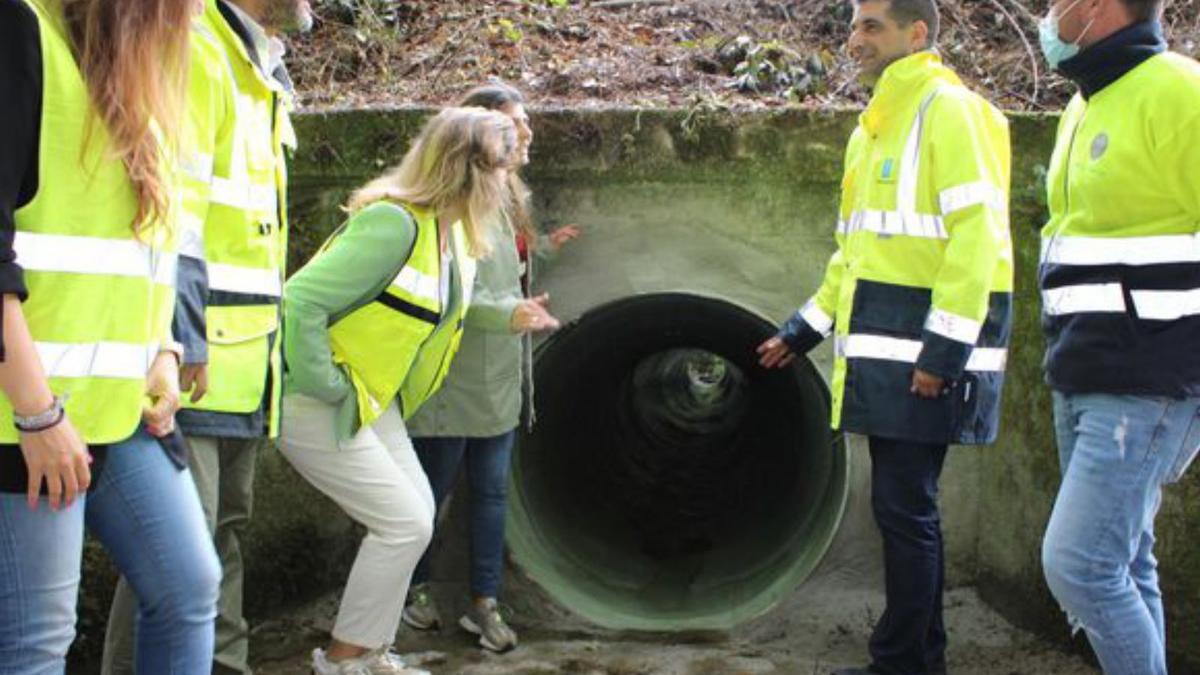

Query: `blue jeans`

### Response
(1043, 392, 1200, 675)
(0, 496, 84, 675)
(411, 431, 515, 598)
(0, 430, 219, 675)
(867, 436, 948, 675)
(88, 430, 221, 674)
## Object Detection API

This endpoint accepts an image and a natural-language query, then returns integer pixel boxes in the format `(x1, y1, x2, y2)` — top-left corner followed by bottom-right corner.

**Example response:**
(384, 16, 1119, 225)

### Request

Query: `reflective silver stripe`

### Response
(179, 152, 214, 183)
(207, 262, 282, 297)
(1131, 288, 1200, 321)
(1040, 233, 1200, 266)
(14, 232, 177, 287)
(390, 266, 440, 305)
(925, 308, 982, 344)
(799, 298, 834, 337)
(838, 210, 949, 240)
(837, 90, 955, 243)
(1042, 283, 1125, 316)
(36, 341, 157, 380)
(178, 211, 206, 260)
(209, 176, 277, 213)
(837, 334, 1006, 371)
(939, 181, 1006, 216)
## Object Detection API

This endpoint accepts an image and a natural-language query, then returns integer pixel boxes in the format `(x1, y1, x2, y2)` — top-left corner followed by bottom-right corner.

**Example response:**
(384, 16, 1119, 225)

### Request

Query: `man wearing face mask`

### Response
(757, 0, 1012, 673)
(101, 0, 311, 673)
(1036, 0, 1200, 673)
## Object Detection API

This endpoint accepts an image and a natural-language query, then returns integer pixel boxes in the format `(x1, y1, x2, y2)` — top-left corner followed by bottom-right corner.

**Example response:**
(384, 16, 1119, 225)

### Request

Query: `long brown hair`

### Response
(457, 82, 537, 250)
(347, 108, 518, 258)
(62, 0, 193, 235)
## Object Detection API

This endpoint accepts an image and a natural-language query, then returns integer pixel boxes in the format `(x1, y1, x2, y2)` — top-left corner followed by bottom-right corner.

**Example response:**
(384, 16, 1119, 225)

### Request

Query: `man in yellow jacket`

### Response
(1036, 0, 1200, 673)
(101, 1, 308, 673)
(758, 0, 1012, 673)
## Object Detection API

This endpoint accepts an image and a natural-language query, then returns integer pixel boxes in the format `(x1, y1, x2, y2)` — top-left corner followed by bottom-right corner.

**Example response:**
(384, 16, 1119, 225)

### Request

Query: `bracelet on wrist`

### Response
(14, 394, 67, 433)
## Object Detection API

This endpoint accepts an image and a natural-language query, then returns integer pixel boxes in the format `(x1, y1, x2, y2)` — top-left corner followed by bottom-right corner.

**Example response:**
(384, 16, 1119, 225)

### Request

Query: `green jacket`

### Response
(407, 223, 527, 438)
(283, 203, 463, 441)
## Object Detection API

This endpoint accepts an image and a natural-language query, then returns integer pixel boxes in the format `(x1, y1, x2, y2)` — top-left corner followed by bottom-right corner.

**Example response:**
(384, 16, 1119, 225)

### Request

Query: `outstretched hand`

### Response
(511, 293, 562, 333)
(756, 336, 795, 369)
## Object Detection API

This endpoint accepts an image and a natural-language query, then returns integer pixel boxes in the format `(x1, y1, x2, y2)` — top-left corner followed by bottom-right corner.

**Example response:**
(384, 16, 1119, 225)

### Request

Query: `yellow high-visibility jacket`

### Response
(778, 51, 1013, 444)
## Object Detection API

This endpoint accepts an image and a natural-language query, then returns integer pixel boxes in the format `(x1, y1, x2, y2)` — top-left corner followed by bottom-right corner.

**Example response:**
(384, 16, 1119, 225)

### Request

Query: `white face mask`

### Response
(1039, 0, 1097, 70)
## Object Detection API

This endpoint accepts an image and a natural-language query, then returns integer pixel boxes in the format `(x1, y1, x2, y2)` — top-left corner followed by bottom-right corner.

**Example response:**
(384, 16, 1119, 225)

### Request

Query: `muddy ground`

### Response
(250, 585, 1097, 674)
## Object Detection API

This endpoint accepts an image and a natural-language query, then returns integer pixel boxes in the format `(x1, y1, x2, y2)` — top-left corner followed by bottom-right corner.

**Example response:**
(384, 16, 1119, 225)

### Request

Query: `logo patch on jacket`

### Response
(1091, 133, 1108, 161)
(878, 158, 897, 183)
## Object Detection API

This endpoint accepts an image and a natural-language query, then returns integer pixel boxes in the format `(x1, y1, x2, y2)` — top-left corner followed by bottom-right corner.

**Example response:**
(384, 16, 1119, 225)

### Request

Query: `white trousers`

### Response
(280, 394, 435, 649)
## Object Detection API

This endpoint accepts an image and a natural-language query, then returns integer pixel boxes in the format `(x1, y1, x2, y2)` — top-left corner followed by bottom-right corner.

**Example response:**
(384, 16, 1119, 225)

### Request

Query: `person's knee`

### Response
(871, 490, 940, 539)
(373, 509, 436, 551)
(1041, 533, 1091, 608)
(143, 546, 220, 628)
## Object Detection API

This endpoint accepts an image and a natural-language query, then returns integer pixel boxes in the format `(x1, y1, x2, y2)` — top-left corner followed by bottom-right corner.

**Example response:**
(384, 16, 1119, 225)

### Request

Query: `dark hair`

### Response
(856, 0, 940, 47)
(456, 81, 536, 250)
(458, 81, 526, 110)
(1117, 0, 1163, 21)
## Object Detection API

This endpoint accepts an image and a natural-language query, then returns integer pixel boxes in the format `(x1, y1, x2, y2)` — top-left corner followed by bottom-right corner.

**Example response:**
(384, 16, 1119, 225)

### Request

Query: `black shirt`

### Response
(0, 0, 38, 302)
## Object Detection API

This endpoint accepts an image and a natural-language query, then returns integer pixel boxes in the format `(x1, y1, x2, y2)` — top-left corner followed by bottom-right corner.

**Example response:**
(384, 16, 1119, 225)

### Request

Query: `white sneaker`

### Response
(311, 646, 431, 675)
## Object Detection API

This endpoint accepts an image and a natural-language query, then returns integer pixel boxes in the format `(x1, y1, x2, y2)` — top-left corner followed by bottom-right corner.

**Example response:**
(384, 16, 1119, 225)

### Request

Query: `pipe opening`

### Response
(508, 293, 848, 630)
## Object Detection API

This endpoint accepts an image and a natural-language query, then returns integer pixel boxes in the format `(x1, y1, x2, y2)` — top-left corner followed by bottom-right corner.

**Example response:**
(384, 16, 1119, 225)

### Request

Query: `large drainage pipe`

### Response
(507, 293, 849, 631)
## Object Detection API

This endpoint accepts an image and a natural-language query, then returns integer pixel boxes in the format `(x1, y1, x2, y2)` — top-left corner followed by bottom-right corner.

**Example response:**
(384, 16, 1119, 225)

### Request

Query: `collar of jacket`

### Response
(1057, 20, 1166, 100)
(213, 0, 295, 95)
(860, 50, 962, 137)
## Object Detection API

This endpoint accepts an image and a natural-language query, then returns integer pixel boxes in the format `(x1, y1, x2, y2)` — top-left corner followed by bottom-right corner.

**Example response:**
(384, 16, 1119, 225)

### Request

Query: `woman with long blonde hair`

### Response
(0, 0, 220, 673)
(403, 82, 581, 654)
(280, 107, 517, 675)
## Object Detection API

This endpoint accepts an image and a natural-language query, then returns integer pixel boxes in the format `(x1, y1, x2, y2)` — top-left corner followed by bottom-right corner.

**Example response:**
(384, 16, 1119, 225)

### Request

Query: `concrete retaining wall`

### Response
(70, 106, 1200, 672)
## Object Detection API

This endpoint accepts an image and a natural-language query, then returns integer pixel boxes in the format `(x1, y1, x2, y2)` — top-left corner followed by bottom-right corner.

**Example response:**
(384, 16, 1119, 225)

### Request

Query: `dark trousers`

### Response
(868, 436, 949, 675)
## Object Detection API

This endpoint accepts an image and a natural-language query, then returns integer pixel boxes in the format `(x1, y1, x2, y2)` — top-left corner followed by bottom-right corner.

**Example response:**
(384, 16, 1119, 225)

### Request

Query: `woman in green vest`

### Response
(280, 107, 518, 675)
(402, 82, 579, 654)
(0, 0, 221, 673)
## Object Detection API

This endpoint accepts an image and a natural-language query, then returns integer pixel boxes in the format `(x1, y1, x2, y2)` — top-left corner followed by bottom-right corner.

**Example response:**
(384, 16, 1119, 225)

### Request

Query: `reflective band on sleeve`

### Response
(390, 267, 441, 305)
(837, 334, 1006, 371)
(939, 181, 1006, 216)
(209, 176, 278, 213)
(36, 341, 158, 380)
(1131, 288, 1200, 321)
(206, 262, 282, 298)
(1042, 283, 1126, 316)
(799, 298, 834, 337)
(1040, 233, 1200, 266)
(925, 308, 982, 344)
(14, 232, 178, 287)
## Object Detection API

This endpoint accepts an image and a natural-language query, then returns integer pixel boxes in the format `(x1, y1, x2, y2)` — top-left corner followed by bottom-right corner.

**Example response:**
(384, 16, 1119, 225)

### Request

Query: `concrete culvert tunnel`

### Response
(507, 292, 849, 631)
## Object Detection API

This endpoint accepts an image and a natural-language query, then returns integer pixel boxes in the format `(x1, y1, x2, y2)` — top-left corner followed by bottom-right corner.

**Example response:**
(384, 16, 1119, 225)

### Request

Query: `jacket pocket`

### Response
(849, 279, 931, 338)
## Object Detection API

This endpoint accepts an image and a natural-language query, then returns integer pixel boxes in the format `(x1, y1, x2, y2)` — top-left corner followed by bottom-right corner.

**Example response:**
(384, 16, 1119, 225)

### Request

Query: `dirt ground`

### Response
(250, 586, 1097, 674)
(292, 0, 1200, 113)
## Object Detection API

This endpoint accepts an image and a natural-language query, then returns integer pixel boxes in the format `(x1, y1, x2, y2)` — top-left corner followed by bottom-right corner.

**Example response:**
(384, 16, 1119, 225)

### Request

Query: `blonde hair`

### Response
(347, 107, 518, 258)
(63, 0, 192, 235)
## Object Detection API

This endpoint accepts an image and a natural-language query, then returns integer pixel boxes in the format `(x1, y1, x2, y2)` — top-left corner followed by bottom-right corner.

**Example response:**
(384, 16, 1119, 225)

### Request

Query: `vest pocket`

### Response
(201, 305, 278, 412)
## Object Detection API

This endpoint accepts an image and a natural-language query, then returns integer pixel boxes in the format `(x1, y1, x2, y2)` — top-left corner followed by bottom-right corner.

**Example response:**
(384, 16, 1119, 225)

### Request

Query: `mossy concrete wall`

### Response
(287, 106, 1200, 670)
(68, 107, 1200, 671)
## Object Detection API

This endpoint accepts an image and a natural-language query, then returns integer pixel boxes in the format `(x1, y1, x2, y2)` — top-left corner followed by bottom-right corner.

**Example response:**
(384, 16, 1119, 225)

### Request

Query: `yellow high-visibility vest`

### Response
(327, 202, 477, 428)
(6, 0, 178, 443)
(177, 0, 295, 436)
